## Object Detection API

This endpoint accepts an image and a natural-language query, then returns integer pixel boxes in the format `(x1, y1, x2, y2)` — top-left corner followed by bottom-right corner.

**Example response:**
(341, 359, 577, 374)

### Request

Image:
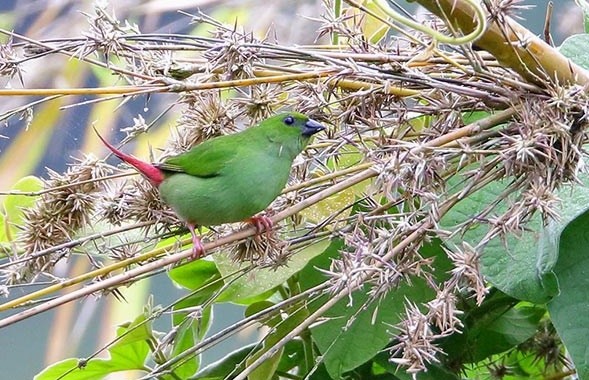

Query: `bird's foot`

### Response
(187, 223, 205, 260)
(247, 215, 273, 237)
(191, 236, 205, 260)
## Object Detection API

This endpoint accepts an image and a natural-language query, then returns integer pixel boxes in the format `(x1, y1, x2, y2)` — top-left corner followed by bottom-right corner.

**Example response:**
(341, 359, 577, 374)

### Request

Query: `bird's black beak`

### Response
(302, 119, 325, 136)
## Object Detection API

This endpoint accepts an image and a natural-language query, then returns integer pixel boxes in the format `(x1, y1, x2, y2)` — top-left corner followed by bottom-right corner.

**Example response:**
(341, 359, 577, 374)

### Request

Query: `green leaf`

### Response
(1, 175, 42, 241)
(0, 211, 6, 245)
(35, 313, 151, 380)
(474, 305, 544, 356)
(446, 298, 545, 364)
(214, 239, 329, 304)
(299, 238, 344, 291)
(168, 258, 220, 290)
(308, 240, 451, 379)
(560, 34, 589, 70)
(34, 358, 121, 380)
(114, 313, 152, 347)
(440, 177, 558, 303)
(276, 338, 305, 374)
(245, 301, 281, 328)
(108, 314, 151, 370)
(170, 295, 215, 378)
(247, 346, 282, 380)
(166, 259, 222, 378)
(301, 146, 366, 224)
(191, 343, 256, 380)
(548, 207, 589, 380)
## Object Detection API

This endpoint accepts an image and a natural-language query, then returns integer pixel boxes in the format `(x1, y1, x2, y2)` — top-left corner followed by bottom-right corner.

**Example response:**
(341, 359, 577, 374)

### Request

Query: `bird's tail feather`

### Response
(94, 127, 164, 186)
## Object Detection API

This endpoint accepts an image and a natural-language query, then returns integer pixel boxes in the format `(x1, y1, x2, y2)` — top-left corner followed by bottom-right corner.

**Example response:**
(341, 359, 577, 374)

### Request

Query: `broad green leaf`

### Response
(108, 314, 151, 370)
(440, 177, 558, 303)
(443, 292, 544, 364)
(34, 358, 124, 380)
(245, 301, 281, 328)
(168, 258, 220, 290)
(471, 305, 545, 358)
(2, 175, 43, 240)
(560, 34, 589, 70)
(464, 347, 561, 380)
(171, 321, 200, 379)
(170, 295, 215, 378)
(214, 239, 329, 304)
(548, 207, 589, 380)
(247, 347, 282, 380)
(299, 238, 344, 291)
(0, 211, 7, 247)
(173, 294, 215, 340)
(191, 343, 256, 380)
(275, 338, 305, 374)
(394, 364, 458, 380)
(307, 240, 451, 379)
(114, 313, 152, 347)
(35, 313, 151, 379)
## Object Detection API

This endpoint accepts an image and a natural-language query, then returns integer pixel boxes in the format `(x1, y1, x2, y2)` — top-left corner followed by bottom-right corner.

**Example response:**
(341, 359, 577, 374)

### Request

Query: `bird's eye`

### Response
(283, 116, 294, 125)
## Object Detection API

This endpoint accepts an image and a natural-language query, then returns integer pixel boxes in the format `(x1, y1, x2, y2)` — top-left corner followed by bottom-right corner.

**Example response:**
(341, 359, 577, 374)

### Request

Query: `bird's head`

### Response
(255, 112, 325, 156)
(280, 112, 325, 137)
(268, 112, 325, 137)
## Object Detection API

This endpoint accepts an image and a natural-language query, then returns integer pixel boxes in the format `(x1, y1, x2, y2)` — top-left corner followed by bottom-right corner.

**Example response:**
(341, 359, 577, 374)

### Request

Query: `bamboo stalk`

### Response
(413, 0, 589, 86)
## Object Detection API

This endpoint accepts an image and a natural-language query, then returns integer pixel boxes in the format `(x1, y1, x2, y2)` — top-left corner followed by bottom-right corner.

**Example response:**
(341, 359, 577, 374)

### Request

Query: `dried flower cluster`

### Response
(16, 156, 111, 278)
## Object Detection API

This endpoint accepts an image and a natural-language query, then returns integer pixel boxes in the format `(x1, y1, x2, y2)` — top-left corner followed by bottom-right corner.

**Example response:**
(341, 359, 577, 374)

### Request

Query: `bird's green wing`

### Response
(156, 135, 244, 178)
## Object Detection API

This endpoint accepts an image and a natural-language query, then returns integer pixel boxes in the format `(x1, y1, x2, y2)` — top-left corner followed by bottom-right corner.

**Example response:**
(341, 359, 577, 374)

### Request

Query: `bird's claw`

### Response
(187, 223, 205, 260)
(247, 215, 273, 238)
(191, 236, 205, 260)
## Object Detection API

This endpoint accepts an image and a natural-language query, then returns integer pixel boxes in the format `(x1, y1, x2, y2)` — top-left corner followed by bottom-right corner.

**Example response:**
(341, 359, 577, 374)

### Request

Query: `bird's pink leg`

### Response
(246, 215, 273, 237)
(187, 223, 205, 259)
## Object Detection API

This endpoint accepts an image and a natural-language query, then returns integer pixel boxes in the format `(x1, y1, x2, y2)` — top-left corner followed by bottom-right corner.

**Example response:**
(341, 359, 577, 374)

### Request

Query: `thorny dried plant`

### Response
(16, 156, 111, 278)
(0, 0, 585, 378)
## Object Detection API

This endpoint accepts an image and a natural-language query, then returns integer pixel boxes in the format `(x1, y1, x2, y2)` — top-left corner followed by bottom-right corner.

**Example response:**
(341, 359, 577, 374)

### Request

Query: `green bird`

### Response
(96, 112, 325, 258)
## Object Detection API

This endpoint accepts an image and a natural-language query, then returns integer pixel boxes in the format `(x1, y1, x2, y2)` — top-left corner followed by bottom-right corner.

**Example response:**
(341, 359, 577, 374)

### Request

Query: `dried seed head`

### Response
(373, 143, 445, 211)
(0, 37, 22, 81)
(487, 361, 513, 379)
(389, 302, 443, 374)
(444, 243, 488, 305)
(231, 84, 285, 122)
(82, 3, 140, 59)
(165, 91, 237, 155)
(107, 242, 142, 263)
(97, 181, 134, 226)
(520, 321, 570, 370)
(18, 156, 111, 275)
(499, 94, 585, 188)
(124, 179, 178, 226)
(337, 89, 396, 125)
(230, 226, 290, 269)
(205, 28, 261, 79)
(425, 288, 463, 334)
(485, 0, 534, 22)
(290, 81, 332, 119)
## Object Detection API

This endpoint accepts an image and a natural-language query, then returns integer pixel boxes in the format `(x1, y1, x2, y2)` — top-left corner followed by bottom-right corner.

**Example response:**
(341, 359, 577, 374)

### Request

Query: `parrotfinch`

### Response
(96, 112, 325, 258)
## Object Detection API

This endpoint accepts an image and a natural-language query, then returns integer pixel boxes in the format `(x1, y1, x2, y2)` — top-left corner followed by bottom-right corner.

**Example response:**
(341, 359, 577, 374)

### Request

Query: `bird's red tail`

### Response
(94, 128, 165, 186)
